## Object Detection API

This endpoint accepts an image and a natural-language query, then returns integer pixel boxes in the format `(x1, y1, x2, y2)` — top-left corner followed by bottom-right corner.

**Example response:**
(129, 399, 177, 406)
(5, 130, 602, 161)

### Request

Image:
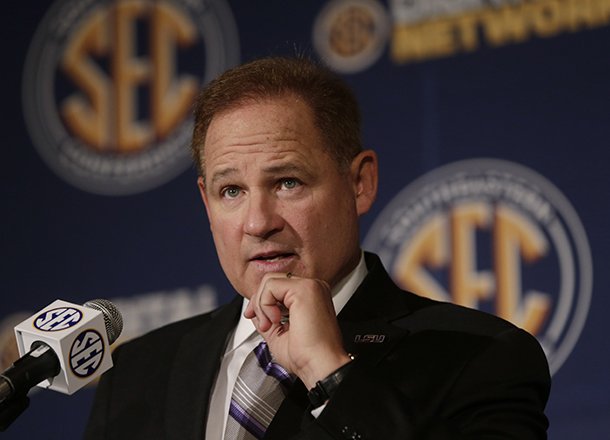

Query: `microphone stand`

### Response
(0, 392, 30, 431)
(0, 340, 58, 431)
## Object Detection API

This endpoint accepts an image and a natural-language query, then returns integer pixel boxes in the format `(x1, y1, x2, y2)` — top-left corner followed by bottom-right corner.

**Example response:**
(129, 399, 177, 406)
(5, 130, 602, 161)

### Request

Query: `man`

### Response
(85, 57, 550, 439)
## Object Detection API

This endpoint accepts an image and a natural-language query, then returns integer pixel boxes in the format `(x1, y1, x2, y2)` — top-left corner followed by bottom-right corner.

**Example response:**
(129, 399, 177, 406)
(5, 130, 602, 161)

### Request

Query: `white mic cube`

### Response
(13, 299, 113, 395)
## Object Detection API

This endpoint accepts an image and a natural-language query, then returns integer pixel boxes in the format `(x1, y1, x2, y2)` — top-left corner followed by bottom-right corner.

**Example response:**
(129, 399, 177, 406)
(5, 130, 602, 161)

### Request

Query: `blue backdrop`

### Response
(2, 0, 609, 437)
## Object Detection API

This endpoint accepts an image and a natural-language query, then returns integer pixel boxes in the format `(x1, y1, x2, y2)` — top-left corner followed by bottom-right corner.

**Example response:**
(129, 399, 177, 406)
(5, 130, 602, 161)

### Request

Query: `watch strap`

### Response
(307, 354, 355, 409)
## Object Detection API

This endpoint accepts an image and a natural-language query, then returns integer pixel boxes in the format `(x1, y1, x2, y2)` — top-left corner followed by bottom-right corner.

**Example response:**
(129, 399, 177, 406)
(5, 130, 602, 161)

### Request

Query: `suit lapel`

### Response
(165, 296, 243, 439)
(337, 252, 419, 364)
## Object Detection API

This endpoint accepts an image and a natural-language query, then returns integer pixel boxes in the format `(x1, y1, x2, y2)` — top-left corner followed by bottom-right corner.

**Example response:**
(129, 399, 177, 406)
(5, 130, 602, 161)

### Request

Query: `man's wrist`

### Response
(307, 353, 355, 408)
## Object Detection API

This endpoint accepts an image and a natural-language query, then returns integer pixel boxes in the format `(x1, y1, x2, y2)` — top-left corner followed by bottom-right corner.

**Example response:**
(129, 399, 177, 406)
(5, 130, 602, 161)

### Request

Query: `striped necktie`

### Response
(224, 341, 294, 439)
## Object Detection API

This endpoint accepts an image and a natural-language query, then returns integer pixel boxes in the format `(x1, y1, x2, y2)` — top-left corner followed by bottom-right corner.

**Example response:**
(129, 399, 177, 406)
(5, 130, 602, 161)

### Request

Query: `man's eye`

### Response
(280, 178, 300, 190)
(221, 187, 241, 198)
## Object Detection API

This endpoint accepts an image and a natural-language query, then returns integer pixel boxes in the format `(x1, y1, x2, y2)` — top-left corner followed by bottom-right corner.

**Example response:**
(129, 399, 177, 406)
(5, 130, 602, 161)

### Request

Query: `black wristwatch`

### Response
(307, 354, 355, 409)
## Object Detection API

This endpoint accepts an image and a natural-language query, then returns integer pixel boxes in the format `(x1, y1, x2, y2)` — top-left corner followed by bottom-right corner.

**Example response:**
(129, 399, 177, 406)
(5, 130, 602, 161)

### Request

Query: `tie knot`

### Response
(254, 341, 295, 388)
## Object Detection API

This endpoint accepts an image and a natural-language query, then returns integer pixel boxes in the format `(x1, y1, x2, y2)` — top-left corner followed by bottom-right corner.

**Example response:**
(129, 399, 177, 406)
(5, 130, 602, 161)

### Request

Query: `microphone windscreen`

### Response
(83, 299, 123, 344)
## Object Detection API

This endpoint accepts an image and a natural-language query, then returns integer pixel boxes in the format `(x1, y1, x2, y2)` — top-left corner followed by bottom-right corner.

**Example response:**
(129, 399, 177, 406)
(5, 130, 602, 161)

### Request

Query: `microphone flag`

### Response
(13, 299, 115, 395)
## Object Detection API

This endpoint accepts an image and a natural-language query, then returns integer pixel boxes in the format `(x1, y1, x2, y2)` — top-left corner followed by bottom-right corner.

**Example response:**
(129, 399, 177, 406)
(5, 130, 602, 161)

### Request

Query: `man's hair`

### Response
(191, 56, 363, 179)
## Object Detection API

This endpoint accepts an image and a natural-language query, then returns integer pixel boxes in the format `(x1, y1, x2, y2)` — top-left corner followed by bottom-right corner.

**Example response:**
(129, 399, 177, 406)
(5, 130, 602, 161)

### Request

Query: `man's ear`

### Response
(350, 150, 378, 216)
(197, 176, 212, 221)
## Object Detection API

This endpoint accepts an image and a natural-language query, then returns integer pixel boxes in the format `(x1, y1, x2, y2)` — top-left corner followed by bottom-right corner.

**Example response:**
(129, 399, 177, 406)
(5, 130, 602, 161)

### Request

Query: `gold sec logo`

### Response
(23, 0, 239, 195)
(364, 159, 592, 374)
(313, 0, 390, 74)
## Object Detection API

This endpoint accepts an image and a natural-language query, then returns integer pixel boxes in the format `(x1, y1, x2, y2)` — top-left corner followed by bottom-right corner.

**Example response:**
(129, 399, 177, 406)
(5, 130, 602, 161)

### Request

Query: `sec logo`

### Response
(313, 0, 390, 73)
(70, 329, 105, 378)
(22, 0, 239, 195)
(364, 159, 592, 374)
(34, 307, 83, 332)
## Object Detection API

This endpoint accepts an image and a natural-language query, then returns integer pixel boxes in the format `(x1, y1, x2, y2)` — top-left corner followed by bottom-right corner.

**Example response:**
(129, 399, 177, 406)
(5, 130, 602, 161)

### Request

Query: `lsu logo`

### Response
(23, 0, 239, 195)
(34, 307, 83, 331)
(354, 334, 386, 344)
(70, 329, 105, 377)
(364, 159, 592, 374)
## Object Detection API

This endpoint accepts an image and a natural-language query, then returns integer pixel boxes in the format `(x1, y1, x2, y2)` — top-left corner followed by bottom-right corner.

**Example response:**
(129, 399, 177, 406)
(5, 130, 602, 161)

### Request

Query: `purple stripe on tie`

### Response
(229, 399, 266, 439)
(254, 342, 295, 388)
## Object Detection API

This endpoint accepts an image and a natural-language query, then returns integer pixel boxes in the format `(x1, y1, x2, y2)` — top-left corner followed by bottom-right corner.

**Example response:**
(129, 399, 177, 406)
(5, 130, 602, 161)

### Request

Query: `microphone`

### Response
(0, 299, 123, 404)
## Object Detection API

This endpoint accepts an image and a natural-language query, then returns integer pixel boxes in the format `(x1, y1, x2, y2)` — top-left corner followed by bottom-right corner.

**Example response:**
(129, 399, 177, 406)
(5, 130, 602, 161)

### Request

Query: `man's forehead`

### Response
(199, 95, 335, 184)
(208, 92, 318, 136)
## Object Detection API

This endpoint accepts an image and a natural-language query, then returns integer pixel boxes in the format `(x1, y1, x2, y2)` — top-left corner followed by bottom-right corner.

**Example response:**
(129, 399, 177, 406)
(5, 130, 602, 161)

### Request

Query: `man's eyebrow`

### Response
(263, 163, 317, 181)
(261, 163, 305, 175)
(209, 163, 314, 186)
(210, 167, 238, 186)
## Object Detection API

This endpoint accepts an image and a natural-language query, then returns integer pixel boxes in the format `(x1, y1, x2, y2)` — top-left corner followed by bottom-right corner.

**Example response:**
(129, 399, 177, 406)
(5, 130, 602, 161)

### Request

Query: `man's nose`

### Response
(243, 192, 284, 239)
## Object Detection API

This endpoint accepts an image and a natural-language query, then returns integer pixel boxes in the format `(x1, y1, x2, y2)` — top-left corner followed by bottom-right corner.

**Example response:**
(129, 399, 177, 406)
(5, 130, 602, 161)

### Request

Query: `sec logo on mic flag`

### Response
(34, 308, 83, 332)
(69, 330, 105, 378)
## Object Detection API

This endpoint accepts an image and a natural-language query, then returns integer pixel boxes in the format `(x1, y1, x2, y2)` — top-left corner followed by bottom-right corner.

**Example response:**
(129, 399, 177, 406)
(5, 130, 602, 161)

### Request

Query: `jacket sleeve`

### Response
(295, 327, 550, 440)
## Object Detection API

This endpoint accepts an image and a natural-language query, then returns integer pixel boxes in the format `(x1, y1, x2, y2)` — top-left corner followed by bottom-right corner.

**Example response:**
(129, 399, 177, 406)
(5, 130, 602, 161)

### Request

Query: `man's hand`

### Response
(244, 272, 352, 389)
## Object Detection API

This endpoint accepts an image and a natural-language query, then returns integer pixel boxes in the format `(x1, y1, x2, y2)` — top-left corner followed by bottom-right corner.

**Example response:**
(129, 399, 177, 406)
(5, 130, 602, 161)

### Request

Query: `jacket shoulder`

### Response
(113, 296, 241, 361)
(401, 299, 519, 337)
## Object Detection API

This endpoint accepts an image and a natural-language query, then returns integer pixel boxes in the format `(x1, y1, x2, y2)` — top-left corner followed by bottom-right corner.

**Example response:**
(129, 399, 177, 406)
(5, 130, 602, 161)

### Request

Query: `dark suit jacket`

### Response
(84, 253, 550, 439)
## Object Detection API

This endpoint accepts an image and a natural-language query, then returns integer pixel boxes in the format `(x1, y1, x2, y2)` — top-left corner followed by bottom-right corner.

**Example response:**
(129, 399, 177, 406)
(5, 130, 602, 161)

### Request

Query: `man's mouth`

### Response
(251, 252, 295, 262)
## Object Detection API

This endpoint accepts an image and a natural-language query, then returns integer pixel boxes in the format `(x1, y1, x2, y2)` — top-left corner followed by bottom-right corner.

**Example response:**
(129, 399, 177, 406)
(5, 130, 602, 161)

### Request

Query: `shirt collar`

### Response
(230, 252, 368, 350)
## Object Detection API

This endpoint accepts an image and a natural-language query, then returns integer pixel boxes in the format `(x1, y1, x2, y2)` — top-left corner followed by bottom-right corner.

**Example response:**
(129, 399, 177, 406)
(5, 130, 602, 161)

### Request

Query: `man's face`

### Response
(198, 95, 375, 299)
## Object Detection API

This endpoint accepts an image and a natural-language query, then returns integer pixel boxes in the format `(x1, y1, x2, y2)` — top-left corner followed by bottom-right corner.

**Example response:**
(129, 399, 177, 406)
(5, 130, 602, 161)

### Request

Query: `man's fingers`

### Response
(246, 272, 293, 327)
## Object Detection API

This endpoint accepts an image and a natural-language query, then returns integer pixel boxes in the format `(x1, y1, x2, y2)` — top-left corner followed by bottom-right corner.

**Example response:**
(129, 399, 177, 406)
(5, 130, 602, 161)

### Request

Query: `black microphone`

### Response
(0, 299, 123, 404)
(0, 341, 60, 404)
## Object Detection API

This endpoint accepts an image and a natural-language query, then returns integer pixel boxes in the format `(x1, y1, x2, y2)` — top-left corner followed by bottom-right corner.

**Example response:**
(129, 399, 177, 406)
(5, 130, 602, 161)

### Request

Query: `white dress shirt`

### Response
(205, 253, 368, 439)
